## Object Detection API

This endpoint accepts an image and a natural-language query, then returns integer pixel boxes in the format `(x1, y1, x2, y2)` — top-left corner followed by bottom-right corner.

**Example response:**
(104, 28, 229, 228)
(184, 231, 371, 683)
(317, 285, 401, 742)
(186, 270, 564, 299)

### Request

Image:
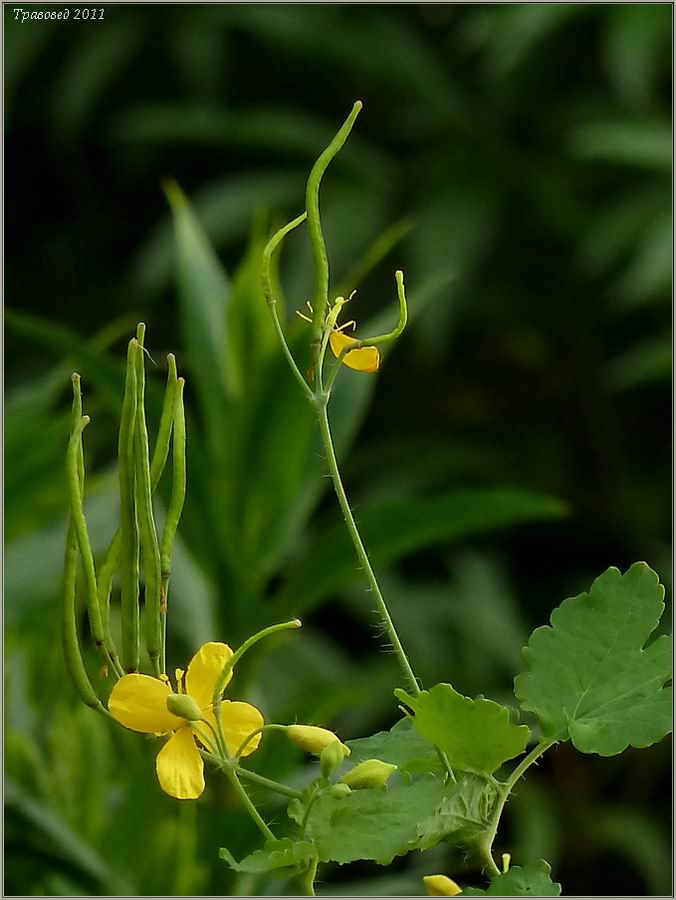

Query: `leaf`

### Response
(463, 859, 561, 896)
(346, 718, 442, 778)
(164, 180, 230, 443)
(568, 118, 672, 171)
(219, 838, 316, 874)
(396, 684, 530, 775)
(414, 772, 496, 851)
(514, 563, 672, 755)
(289, 776, 447, 865)
(275, 488, 568, 615)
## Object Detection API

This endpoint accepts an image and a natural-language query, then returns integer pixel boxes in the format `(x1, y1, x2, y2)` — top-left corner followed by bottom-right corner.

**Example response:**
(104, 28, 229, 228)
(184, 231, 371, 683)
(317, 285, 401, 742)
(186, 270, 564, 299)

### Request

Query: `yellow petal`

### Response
(329, 331, 380, 373)
(185, 642, 233, 709)
(108, 674, 182, 734)
(156, 726, 205, 800)
(204, 701, 264, 757)
(423, 875, 463, 896)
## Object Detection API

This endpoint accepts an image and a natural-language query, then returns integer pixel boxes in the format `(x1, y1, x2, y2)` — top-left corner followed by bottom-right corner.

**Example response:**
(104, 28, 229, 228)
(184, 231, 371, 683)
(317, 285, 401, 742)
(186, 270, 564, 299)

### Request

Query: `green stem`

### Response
(316, 401, 419, 694)
(212, 619, 301, 703)
(261, 212, 314, 402)
(234, 766, 303, 800)
(478, 739, 555, 876)
(224, 768, 275, 841)
(233, 723, 288, 760)
(301, 856, 318, 897)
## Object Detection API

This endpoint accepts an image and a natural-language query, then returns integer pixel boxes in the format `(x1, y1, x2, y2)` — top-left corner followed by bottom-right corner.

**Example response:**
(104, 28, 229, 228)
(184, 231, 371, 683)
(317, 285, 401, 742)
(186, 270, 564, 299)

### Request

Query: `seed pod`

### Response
(166, 693, 204, 722)
(133, 326, 163, 676)
(118, 339, 140, 672)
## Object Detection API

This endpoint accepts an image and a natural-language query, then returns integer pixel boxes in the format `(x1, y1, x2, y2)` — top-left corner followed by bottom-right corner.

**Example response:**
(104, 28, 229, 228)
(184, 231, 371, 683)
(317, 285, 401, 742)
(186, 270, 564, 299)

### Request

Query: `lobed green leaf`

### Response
(463, 859, 561, 896)
(288, 776, 447, 865)
(345, 718, 442, 778)
(219, 838, 316, 874)
(514, 562, 672, 755)
(395, 684, 530, 775)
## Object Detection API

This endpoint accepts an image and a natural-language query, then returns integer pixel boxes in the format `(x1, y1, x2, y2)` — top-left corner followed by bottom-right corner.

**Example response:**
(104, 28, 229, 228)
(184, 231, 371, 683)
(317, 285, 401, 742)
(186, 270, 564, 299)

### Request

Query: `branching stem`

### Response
(478, 738, 555, 876)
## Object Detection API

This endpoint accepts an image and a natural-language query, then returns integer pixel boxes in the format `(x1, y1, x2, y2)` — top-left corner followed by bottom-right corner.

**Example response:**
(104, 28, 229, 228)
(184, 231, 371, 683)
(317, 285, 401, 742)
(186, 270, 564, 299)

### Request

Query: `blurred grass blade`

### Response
(163, 179, 231, 450)
(5, 778, 130, 894)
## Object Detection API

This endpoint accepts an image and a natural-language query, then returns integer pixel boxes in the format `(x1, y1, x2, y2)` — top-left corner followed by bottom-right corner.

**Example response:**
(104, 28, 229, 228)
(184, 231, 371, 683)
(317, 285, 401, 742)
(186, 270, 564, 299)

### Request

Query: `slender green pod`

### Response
(159, 377, 187, 672)
(306, 100, 362, 340)
(118, 338, 140, 672)
(66, 416, 106, 651)
(359, 270, 408, 347)
(96, 351, 178, 627)
(134, 325, 163, 676)
(63, 525, 108, 713)
(150, 352, 178, 490)
(62, 375, 109, 712)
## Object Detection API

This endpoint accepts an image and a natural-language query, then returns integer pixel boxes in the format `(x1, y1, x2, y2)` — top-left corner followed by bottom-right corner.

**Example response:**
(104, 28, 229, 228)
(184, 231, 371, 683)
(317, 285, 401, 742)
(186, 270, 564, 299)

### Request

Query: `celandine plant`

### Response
(64, 104, 673, 898)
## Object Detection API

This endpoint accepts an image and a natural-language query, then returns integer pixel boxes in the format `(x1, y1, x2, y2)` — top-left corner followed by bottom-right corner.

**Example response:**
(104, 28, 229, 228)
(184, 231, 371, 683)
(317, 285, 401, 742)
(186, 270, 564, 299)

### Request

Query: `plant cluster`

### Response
(63, 105, 672, 897)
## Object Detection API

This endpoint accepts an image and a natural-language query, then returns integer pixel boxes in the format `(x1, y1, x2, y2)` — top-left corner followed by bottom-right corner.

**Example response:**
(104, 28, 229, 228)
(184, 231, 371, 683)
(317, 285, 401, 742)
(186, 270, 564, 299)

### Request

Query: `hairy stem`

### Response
(224, 768, 275, 841)
(315, 401, 418, 694)
(234, 766, 303, 800)
(478, 739, 555, 876)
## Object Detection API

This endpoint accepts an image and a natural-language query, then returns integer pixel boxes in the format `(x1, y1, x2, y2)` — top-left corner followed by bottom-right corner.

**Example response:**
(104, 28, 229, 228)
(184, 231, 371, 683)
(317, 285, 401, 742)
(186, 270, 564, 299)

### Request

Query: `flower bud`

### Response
(286, 724, 350, 758)
(328, 783, 352, 799)
(166, 693, 204, 722)
(423, 875, 462, 896)
(321, 740, 349, 777)
(340, 758, 397, 790)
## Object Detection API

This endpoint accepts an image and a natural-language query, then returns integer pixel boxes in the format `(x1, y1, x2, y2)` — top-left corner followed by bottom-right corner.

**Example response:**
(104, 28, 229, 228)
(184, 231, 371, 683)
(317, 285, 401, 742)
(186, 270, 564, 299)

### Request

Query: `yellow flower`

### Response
(297, 294, 380, 373)
(329, 330, 380, 373)
(108, 642, 263, 800)
(423, 875, 463, 896)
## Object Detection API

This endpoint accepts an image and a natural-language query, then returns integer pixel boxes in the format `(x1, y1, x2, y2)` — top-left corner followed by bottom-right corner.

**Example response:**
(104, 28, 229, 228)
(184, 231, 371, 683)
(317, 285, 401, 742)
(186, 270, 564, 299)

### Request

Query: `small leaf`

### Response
(346, 718, 442, 777)
(289, 776, 447, 865)
(219, 838, 316, 874)
(514, 563, 672, 755)
(414, 772, 496, 851)
(395, 684, 530, 775)
(463, 859, 561, 896)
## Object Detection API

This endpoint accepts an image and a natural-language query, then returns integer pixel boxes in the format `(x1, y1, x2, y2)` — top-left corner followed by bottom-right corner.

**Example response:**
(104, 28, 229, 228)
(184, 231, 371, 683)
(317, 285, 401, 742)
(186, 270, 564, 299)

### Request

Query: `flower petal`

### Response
(108, 674, 182, 734)
(329, 331, 380, 373)
(156, 726, 205, 800)
(204, 701, 264, 757)
(185, 642, 233, 709)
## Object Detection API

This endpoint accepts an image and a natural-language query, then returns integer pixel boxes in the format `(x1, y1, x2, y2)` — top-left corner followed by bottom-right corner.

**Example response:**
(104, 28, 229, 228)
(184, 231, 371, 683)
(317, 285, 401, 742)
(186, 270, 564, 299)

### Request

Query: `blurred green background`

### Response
(4, 4, 672, 896)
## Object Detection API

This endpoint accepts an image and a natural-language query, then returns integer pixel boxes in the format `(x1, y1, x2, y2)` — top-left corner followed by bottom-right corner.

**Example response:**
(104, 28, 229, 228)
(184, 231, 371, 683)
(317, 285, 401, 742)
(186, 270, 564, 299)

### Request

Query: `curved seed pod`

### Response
(150, 353, 178, 490)
(62, 375, 107, 712)
(306, 101, 362, 340)
(159, 377, 186, 672)
(134, 325, 163, 676)
(66, 416, 105, 650)
(118, 338, 140, 672)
